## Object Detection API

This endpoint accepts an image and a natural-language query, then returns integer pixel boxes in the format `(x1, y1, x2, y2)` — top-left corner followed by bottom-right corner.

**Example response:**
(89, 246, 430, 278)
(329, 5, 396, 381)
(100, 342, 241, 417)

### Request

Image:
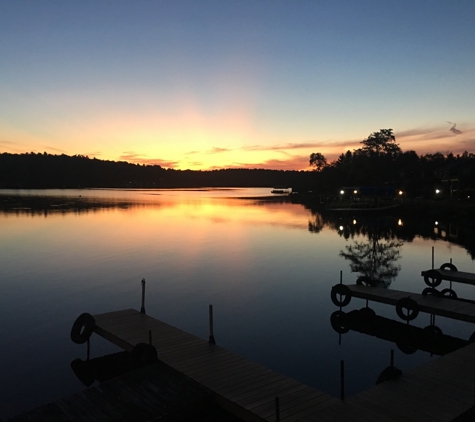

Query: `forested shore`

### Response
(0, 152, 308, 190)
(2, 128, 475, 201)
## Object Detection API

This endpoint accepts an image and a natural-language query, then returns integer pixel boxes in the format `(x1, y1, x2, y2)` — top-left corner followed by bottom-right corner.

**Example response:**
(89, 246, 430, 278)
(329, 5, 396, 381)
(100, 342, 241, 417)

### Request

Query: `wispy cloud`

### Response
(209, 147, 231, 154)
(210, 154, 311, 171)
(395, 124, 475, 155)
(187, 161, 203, 167)
(446, 121, 463, 135)
(119, 152, 178, 168)
(0, 139, 27, 154)
(41, 145, 66, 153)
(83, 151, 102, 157)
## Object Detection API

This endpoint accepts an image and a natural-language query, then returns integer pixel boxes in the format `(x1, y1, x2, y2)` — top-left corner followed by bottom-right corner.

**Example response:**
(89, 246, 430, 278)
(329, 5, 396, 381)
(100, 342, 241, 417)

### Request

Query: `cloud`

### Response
(187, 147, 232, 155)
(243, 141, 334, 152)
(187, 161, 203, 167)
(208, 147, 231, 154)
(446, 121, 463, 135)
(40, 145, 68, 153)
(394, 124, 475, 156)
(210, 154, 311, 171)
(119, 152, 178, 168)
(0, 139, 31, 154)
(83, 151, 102, 157)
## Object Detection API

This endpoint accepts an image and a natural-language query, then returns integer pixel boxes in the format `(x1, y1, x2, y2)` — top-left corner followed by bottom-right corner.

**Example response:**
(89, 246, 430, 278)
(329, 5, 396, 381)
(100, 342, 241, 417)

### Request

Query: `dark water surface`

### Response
(1, 188, 475, 419)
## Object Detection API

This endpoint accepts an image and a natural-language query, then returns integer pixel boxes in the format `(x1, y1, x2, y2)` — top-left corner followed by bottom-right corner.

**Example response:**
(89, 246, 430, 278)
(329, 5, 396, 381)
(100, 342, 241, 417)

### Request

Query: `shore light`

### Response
(353, 219, 357, 225)
(398, 190, 403, 195)
(398, 219, 403, 226)
(435, 221, 438, 225)
(353, 190, 358, 194)
(340, 190, 344, 195)
(339, 226, 344, 231)
(435, 189, 440, 194)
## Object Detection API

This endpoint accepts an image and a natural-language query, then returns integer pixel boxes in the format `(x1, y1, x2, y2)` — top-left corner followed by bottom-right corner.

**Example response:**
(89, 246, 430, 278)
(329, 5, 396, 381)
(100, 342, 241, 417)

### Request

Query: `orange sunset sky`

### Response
(1, 1, 474, 171)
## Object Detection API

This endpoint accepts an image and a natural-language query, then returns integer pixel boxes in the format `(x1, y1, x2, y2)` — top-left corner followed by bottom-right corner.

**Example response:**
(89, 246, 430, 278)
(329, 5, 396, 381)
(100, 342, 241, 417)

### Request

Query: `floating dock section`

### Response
(344, 284, 475, 323)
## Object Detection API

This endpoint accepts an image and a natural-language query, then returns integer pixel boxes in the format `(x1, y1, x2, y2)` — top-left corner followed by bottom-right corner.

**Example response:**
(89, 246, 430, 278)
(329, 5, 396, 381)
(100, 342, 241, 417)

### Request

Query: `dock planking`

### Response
(345, 284, 475, 323)
(9, 306, 475, 421)
(421, 268, 475, 286)
(91, 308, 475, 421)
(92, 309, 339, 421)
(7, 361, 243, 422)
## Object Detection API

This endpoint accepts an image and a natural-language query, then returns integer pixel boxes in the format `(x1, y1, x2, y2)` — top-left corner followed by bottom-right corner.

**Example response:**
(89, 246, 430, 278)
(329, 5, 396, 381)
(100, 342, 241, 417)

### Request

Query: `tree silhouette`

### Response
(339, 233, 402, 287)
(361, 128, 401, 158)
(309, 152, 327, 171)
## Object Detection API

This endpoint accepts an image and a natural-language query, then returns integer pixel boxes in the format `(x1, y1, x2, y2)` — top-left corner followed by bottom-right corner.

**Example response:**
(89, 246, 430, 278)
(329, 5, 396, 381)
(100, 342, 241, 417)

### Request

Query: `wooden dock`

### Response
(92, 309, 339, 421)
(8, 308, 475, 421)
(92, 308, 475, 421)
(7, 360, 242, 421)
(344, 284, 475, 323)
(421, 268, 475, 287)
(317, 341, 475, 422)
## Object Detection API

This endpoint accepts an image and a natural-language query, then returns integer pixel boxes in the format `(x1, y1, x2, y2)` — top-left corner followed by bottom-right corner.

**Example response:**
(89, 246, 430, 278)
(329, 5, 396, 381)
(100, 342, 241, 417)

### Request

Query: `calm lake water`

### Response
(1, 188, 475, 418)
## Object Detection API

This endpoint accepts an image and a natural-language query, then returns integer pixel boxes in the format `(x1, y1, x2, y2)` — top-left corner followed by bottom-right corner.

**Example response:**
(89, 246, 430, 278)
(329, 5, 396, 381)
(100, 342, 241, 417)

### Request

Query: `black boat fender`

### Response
(331, 284, 352, 307)
(70, 313, 96, 344)
(396, 297, 419, 321)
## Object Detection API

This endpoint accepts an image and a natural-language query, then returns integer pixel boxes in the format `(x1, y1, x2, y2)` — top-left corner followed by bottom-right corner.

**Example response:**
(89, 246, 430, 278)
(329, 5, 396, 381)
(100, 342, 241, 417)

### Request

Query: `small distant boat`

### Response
(271, 187, 291, 194)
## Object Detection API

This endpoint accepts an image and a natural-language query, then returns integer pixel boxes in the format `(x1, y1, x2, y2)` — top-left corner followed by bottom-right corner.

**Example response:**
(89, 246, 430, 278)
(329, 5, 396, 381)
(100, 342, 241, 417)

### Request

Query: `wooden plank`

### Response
(210, 367, 289, 395)
(253, 389, 335, 420)
(89, 308, 475, 422)
(346, 284, 475, 323)
(421, 269, 475, 285)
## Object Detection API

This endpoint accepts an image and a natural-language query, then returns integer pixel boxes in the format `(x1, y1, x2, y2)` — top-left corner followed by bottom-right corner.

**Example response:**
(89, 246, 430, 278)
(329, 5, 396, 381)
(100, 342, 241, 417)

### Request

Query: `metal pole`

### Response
(275, 396, 280, 422)
(340, 270, 343, 284)
(209, 305, 216, 344)
(340, 360, 345, 401)
(432, 247, 434, 270)
(140, 278, 146, 314)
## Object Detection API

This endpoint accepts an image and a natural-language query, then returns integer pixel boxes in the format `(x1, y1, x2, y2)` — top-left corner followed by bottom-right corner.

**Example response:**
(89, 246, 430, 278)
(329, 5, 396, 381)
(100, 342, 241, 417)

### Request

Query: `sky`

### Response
(1, 1, 474, 171)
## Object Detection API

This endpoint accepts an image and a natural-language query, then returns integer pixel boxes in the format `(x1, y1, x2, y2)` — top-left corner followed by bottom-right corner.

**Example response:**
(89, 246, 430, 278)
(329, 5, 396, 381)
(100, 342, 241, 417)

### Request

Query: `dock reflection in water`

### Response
(330, 306, 470, 357)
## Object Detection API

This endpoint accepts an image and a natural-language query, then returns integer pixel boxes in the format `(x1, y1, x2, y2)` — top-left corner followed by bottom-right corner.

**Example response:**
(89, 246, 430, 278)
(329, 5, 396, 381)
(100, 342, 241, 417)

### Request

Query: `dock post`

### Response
(209, 305, 216, 344)
(275, 396, 280, 422)
(140, 278, 146, 314)
(340, 360, 345, 400)
(432, 247, 434, 270)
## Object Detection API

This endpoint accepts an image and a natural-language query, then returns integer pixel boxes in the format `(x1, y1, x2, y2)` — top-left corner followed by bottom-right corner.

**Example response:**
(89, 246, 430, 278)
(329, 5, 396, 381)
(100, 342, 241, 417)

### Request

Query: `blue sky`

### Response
(1, 0, 474, 170)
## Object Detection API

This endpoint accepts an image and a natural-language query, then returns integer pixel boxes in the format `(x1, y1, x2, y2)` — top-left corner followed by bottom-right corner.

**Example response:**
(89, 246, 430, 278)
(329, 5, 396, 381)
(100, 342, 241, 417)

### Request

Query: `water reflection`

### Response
(339, 236, 402, 288)
(0, 193, 145, 216)
(309, 212, 403, 286)
(305, 203, 475, 261)
(330, 307, 470, 356)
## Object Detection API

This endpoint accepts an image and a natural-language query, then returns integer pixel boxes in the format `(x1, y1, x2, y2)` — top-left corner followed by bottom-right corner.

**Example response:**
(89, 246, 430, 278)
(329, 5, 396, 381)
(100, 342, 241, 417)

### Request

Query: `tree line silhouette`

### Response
(0, 152, 309, 189)
(1, 129, 475, 197)
(308, 129, 475, 199)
